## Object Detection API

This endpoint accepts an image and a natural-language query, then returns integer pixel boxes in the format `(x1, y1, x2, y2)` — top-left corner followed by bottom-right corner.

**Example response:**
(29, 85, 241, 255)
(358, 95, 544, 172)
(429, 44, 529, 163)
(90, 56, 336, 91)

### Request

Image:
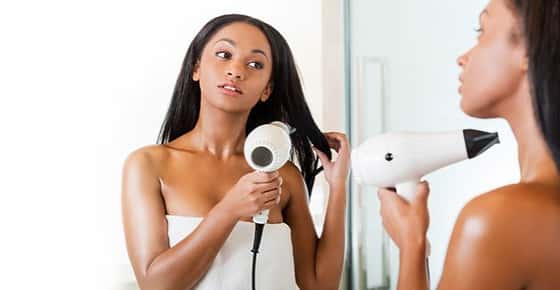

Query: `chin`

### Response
(207, 97, 254, 114)
(460, 99, 496, 119)
(216, 104, 251, 114)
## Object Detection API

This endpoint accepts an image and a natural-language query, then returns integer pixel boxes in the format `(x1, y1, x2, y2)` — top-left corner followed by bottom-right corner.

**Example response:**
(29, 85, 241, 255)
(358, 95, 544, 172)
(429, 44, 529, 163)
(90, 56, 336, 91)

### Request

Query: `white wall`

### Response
(348, 0, 520, 289)
(0, 1, 98, 289)
(0, 1, 341, 289)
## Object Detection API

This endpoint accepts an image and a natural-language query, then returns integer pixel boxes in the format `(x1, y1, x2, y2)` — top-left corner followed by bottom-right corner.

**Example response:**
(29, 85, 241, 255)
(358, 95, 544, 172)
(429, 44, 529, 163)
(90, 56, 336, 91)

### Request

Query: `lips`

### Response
(218, 83, 243, 95)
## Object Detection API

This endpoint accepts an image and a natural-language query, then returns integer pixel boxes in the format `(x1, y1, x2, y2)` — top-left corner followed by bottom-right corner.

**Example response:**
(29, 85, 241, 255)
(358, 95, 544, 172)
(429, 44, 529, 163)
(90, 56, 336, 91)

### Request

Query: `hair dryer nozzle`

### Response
(244, 122, 292, 173)
(463, 129, 500, 159)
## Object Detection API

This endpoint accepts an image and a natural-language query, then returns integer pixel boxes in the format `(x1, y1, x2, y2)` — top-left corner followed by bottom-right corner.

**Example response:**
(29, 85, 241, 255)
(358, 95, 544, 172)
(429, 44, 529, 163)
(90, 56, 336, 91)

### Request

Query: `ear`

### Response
(192, 61, 200, 81)
(260, 82, 273, 102)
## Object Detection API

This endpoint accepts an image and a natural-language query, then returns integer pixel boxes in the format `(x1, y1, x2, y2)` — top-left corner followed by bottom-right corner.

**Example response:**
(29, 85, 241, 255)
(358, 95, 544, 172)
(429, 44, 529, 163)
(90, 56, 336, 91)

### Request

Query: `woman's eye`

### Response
(216, 51, 231, 59)
(248, 61, 264, 69)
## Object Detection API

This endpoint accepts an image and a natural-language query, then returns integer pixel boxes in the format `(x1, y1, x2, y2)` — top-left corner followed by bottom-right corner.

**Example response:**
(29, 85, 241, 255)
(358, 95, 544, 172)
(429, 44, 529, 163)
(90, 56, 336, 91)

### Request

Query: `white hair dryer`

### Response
(352, 129, 499, 288)
(352, 129, 499, 260)
(245, 121, 294, 290)
(352, 129, 500, 201)
(244, 121, 293, 224)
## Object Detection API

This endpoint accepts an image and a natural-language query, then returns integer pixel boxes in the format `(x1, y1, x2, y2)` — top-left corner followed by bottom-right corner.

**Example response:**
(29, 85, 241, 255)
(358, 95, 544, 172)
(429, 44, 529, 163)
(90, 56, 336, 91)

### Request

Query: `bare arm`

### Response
(379, 184, 538, 290)
(284, 132, 350, 290)
(122, 149, 281, 290)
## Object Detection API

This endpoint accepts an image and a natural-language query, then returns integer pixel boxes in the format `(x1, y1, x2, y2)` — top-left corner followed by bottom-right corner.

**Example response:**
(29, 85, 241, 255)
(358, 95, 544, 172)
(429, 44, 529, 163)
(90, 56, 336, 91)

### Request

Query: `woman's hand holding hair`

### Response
(313, 132, 351, 193)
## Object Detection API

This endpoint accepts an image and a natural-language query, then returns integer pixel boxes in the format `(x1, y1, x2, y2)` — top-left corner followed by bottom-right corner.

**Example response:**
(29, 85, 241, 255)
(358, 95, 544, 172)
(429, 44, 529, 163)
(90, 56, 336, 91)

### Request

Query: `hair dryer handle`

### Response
(395, 180, 420, 202)
(395, 180, 431, 257)
(253, 209, 269, 224)
(252, 168, 272, 224)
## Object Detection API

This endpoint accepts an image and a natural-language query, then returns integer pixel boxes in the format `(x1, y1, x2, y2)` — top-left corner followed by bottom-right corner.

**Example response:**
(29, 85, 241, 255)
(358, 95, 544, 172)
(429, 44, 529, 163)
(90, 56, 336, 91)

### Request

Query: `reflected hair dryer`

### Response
(351, 129, 500, 201)
(244, 121, 293, 224)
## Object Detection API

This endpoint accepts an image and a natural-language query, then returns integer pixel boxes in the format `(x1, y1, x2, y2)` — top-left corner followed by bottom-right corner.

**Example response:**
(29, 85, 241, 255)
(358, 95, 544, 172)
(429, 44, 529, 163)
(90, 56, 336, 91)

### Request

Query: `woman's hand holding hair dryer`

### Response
(218, 170, 282, 221)
(377, 182, 431, 252)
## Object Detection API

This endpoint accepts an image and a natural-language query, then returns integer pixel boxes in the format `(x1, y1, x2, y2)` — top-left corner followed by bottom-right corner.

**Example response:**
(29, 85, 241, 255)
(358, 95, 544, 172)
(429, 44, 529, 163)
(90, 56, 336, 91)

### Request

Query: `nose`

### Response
(226, 63, 245, 81)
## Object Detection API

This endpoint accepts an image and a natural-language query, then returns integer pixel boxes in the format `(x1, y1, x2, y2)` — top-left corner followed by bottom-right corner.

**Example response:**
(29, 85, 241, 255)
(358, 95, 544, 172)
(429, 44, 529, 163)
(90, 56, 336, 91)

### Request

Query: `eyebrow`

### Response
(214, 38, 269, 60)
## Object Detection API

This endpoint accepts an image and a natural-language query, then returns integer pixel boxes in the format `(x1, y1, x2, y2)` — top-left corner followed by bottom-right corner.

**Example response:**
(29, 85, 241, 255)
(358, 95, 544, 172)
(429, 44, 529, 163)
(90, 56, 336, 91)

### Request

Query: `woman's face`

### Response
(193, 22, 273, 114)
(457, 0, 528, 118)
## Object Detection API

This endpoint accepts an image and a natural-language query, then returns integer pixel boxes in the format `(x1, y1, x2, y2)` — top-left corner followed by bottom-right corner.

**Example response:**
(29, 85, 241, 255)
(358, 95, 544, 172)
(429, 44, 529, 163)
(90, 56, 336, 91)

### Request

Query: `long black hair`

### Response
(509, 0, 560, 170)
(158, 14, 332, 194)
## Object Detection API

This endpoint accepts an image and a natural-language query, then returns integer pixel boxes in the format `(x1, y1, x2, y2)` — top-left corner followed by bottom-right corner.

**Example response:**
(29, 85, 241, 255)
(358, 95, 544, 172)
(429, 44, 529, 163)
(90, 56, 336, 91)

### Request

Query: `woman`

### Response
(121, 14, 350, 290)
(378, 0, 560, 289)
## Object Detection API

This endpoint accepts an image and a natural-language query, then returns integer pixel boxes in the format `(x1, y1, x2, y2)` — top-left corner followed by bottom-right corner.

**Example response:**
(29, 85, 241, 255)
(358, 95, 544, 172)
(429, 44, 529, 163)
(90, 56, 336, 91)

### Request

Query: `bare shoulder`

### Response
(279, 161, 308, 199)
(440, 183, 560, 288)
(459, 183, 560, 225)
(121, 144, 174, 201)
(123, 144, 172, 174)
(279, 161, 304, 180)
(452, 183, 560, 259)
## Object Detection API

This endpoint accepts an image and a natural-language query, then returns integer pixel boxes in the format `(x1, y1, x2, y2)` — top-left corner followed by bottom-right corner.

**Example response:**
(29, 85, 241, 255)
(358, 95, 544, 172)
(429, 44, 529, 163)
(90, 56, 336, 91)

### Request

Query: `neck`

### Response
(190, 99, 249, 159)
(502, 82, 559, 185)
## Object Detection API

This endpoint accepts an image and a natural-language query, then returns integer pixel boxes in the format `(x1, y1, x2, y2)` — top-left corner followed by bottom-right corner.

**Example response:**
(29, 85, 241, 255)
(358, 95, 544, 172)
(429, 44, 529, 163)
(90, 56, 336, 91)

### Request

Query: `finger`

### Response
(377, 187, 405, 206)
(325, 131, 347, 143)
(312, 146, 331, 168)
(412, 181, 430, 207)
(262, 199, 278, 210)
(255, 181, 280, 193)
(276, 187, 282, 204)
(325, 132, 349, 153)
(326, 138, 341, 151)
(324, 131, 344, 137)
(377, 188, 400, 221)
(252, 171, 279, 183)
(260, 192, 280, 209)
(261, 189, 280, 201)
(377, 188, 393, 201)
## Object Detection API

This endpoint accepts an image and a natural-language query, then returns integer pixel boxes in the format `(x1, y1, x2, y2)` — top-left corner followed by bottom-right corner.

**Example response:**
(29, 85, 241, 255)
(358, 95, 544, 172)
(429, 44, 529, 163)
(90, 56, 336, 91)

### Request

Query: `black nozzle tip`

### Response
(463, 129, 500, 159)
